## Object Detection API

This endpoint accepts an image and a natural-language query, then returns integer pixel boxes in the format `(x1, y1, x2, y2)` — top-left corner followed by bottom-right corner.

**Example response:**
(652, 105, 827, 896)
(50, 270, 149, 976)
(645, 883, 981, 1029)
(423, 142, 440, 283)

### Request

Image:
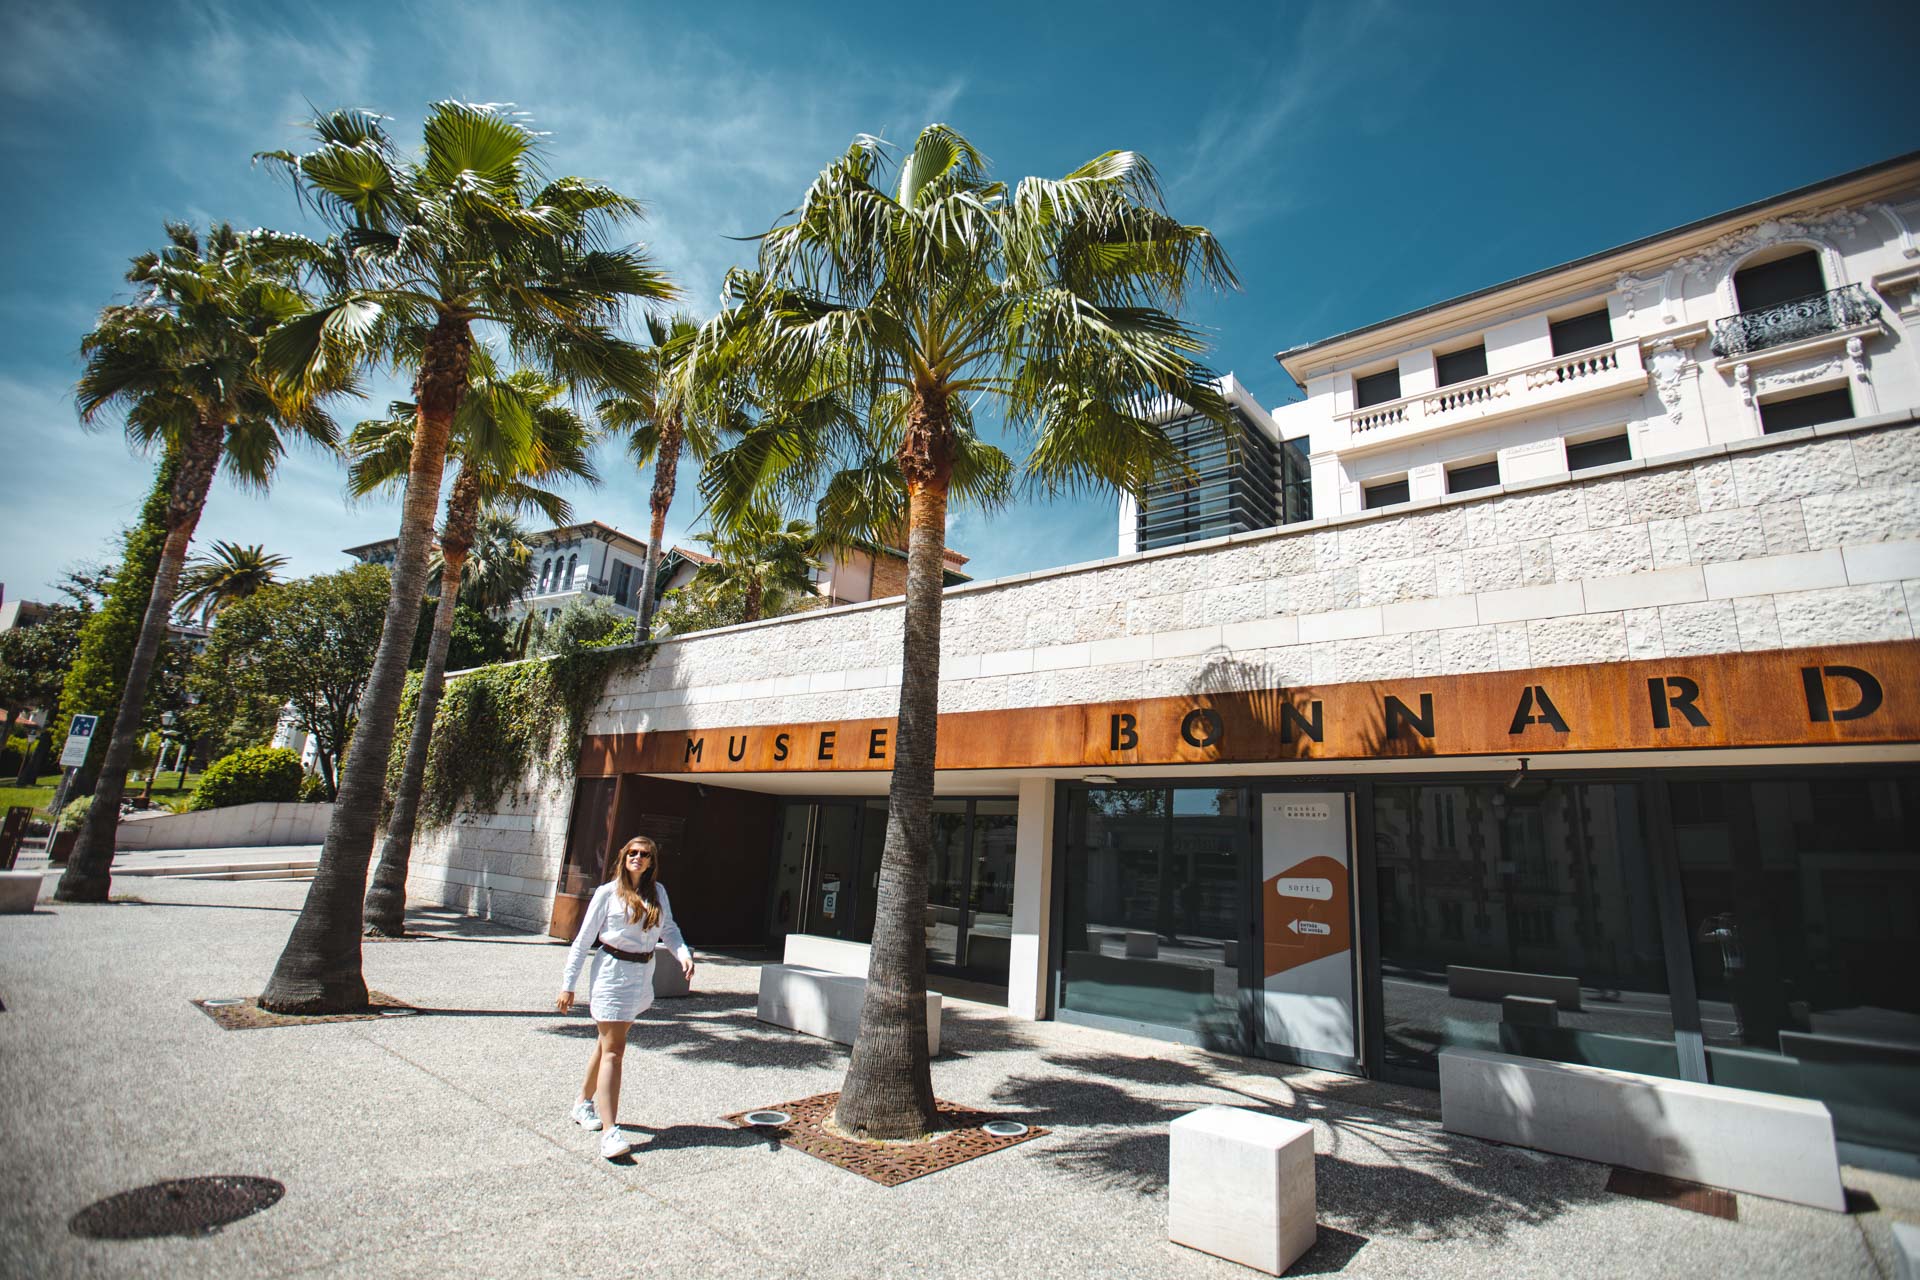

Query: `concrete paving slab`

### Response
(1, 872, 1909, 1279)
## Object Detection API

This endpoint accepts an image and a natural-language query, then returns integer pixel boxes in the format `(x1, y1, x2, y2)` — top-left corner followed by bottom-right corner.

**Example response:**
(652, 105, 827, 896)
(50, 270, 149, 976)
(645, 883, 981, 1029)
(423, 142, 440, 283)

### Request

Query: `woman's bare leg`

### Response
(579, 1043, 601, 1101)
(593, 1021, 630, 1130)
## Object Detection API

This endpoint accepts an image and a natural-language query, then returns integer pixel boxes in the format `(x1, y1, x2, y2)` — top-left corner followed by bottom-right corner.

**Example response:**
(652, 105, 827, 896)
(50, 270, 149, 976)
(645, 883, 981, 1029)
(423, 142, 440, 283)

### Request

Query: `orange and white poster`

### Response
(1260, 793, 1356, 1062)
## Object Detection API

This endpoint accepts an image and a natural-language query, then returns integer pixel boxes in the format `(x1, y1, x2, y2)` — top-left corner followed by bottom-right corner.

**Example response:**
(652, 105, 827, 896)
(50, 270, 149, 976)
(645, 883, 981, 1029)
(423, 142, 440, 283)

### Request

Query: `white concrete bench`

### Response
(1439, 1047, 1845, 1210)
(652, 952, 689, 998)
(756, 963, 941, 1056)
(781, 933, 871, 977)
(0, 870, 42, 914)
(1447, 964, 1581, 1011)
(1169, 1105, 1316, 1275)
(1124, 930, 1159, 958)
(1893, 1221, 1918, 1280)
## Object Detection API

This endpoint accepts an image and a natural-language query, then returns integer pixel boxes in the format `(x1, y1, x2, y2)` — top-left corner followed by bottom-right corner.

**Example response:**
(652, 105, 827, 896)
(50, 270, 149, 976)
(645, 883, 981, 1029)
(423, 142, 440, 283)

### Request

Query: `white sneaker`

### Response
(570, 1098, 601, 1131)
(599, 1127, 633, 1160)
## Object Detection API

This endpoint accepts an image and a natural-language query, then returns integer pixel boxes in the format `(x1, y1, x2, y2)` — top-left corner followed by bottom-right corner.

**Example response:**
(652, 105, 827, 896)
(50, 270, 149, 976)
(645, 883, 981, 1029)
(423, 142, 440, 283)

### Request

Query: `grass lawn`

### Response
(0, 771, 204, 819)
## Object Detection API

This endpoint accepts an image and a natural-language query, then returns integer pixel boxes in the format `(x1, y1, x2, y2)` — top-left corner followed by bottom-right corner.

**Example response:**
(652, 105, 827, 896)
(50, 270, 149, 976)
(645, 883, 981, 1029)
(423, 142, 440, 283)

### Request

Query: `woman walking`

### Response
(557, 836, 695, 1159)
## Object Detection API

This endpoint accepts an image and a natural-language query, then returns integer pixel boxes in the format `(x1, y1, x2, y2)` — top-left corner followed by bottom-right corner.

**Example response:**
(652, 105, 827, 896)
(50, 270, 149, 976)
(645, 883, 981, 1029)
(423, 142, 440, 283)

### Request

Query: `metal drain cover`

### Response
(743, 1110, 791, 1126)
(69, 1176, 285, 1239)
(981, 1121, 1029, 1138)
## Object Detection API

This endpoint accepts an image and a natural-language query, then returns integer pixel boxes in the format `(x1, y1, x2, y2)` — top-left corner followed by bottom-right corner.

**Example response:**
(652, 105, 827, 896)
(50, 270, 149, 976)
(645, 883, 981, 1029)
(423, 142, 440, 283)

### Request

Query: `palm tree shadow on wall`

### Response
(1185, 648, 1438, 767)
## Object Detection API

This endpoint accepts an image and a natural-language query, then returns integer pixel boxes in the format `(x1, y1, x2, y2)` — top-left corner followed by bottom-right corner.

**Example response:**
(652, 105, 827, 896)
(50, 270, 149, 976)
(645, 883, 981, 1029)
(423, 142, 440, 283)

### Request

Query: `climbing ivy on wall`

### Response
(393, 645, 649, 829)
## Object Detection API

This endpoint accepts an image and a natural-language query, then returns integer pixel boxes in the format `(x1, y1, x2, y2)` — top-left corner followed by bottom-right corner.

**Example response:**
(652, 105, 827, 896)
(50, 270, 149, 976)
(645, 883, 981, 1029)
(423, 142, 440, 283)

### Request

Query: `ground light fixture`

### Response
(743, 1110, 791, 1126)
(981, 1121, 1029, 1138)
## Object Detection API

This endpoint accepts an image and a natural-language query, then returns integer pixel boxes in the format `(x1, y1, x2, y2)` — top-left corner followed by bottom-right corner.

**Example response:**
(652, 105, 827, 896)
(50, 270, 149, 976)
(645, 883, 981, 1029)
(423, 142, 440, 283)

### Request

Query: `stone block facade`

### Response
(405, 413, 1920, 931)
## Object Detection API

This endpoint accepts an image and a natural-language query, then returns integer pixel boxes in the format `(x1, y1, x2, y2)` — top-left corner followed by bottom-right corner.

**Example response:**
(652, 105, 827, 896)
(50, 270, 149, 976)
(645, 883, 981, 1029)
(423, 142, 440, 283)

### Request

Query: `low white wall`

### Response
(115, 802, 333, 851)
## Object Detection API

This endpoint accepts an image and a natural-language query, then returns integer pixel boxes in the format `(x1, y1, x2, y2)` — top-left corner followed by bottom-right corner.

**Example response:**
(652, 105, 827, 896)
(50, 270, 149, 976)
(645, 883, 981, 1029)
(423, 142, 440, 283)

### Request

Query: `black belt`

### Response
(597, 941, 654, 963)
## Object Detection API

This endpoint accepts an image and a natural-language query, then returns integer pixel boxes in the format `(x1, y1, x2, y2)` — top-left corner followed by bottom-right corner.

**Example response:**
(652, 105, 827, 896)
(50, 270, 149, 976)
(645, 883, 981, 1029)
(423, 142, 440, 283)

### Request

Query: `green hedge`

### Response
(188, 746, 304, 811)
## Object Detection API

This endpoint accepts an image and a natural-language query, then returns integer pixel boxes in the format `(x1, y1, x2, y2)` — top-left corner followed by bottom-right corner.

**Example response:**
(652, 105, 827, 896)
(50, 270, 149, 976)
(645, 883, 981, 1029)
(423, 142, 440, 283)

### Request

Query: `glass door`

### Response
(1057, 786, 1250, 1048)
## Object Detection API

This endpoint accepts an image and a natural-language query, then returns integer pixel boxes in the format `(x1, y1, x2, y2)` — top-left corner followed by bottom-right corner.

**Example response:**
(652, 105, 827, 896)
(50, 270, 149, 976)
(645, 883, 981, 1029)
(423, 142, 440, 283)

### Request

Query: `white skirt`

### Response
(588, 951, 656, 1022)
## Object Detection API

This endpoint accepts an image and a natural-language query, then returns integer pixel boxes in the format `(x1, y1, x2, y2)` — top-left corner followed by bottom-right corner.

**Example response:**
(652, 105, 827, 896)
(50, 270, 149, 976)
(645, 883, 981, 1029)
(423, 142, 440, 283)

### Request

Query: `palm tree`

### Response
(689, 509, 821, 623)
(255, 102, 673, 1011)
(597, 311, 722, 642)
(175, 541, 289, 624)
(54, 223, 346, 904)
(702, 125, 1235, 1137)
(354, 360, 597, 937)
(451, 508, 536, 613)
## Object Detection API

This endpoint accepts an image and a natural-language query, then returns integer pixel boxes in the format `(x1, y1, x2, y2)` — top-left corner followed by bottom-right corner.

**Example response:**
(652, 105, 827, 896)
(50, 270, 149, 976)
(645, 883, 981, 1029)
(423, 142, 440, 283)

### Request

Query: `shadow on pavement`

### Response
(991, 1049, 1613, 1241)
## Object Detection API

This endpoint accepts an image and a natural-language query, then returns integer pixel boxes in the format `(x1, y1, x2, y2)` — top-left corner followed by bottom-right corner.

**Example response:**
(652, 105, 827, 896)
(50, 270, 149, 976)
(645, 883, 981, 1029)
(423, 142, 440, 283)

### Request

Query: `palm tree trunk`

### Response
(634, 421, 680, 642)
(262, 316, 470, 1012)
(744, 577, 763, 624)
(834, 390, 952, 1140)
(56, 421, 224, 903)
(363, 474, 479, 937)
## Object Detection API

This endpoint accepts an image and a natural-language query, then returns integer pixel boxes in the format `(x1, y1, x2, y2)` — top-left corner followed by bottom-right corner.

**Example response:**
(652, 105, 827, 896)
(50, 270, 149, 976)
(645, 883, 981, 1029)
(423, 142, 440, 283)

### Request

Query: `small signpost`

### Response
(58, 715, 99, 770)
(50, 714, 100, 819)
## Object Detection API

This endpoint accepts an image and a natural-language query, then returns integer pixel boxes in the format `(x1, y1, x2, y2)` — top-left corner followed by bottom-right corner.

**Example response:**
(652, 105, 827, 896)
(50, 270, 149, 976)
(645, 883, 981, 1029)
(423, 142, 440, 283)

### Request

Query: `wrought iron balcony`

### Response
(1711, 284, 1880, 359)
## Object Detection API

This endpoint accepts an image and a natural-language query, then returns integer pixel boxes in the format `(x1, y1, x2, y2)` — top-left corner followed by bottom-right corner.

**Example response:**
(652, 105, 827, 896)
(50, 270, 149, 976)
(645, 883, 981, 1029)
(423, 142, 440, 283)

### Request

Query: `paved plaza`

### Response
(1, 860, 1915, 1279)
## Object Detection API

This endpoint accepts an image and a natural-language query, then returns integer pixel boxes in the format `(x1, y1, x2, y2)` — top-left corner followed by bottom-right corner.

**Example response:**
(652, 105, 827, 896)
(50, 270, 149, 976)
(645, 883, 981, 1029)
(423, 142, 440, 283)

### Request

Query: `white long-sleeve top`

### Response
(561, 881, 692, 990)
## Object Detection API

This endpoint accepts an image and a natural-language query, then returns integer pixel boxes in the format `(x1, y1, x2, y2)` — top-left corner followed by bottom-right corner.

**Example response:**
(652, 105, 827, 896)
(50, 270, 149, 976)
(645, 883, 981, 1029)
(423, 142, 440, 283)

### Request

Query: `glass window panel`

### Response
(1354, 368, 1401, 408)
(1669, 776, 1920, 1154)
(1759, 387, 1853, 434)
(961, 799, 1019, 980)
(922, 800, 969, 966)
(1549, 309, 1613, 356)
(1374, 781, 1674, 1078)
(1364, 479, 1409, 509)
(1567, 432, 1631, 471)
(1061, 788, 1244, 1043)
(1435, 344, 1488, 387)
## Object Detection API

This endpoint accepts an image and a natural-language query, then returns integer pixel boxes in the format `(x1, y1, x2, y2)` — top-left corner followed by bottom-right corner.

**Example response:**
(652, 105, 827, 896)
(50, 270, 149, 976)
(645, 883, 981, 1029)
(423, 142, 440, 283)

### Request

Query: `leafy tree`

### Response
(540, 595, 631, 655)
(352, 359, 597, 937)
(0, 601, 88, 783)
(686, 510, 820, 623)
(703, 125, 1235, 1137)
(411, 601, 508, 672)
(256, 102, 674, 1010)
(599, 311, 724, 641)
(175, 541, 288, 624)
(51, 453, 179, 794)
(191, 566, 389, 797)
(56, 220, 348, 906)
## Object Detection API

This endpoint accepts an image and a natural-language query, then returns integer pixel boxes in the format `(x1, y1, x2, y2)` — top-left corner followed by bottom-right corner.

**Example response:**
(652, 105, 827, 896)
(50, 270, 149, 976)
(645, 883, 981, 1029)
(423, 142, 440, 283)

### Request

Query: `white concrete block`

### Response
(1169, 1105, 1317, 1276)
(1297, 605, 1382, 643)
(1475, 580, 1585, 625)
(1893, 1221, 1920, 1280)
(755, 963, 941, 1056)
(1381, 594, 1478, 635)
(1842, 539, 1920, 585)
(979, 648, 1034, 677)
(1581, 565, 1706, 613)
(1124, 930, 1159, 958)
(782, 933, 872, 977)
(0, 871, 42, 913)
(1222, 616, 1301, 651)
(1439, 1047, 1845, 1211)
(1089, 634, 1154, 666)
(1151, 626, 1223, 659)
(1031, 642, 1091, 671)
(1702, 548, 1847, 600)
(652, 953, 690, 998)
(807, 671, 847, 694)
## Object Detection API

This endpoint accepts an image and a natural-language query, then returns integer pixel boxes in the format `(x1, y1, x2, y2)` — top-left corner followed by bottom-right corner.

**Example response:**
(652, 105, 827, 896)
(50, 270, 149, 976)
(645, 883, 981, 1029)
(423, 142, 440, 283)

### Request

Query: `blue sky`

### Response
(3, 0, 1917, 603)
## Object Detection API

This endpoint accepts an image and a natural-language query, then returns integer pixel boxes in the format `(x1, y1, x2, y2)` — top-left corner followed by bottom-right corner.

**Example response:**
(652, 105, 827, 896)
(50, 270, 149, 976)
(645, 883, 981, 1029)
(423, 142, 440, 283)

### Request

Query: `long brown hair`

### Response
(612, 837, 661, 930)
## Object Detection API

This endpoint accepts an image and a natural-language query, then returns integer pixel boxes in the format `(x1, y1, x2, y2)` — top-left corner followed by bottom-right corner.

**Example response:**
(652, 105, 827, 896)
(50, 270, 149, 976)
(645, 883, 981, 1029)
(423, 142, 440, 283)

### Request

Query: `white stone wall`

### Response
(409, 414, 1920, 930)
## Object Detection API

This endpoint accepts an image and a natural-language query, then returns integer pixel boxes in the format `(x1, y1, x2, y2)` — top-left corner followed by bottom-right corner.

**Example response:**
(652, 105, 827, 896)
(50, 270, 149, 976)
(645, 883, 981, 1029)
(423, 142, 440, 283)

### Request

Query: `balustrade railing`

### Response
(1711, 284, 1880, 359)
(1346, 339, 1639, 436)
